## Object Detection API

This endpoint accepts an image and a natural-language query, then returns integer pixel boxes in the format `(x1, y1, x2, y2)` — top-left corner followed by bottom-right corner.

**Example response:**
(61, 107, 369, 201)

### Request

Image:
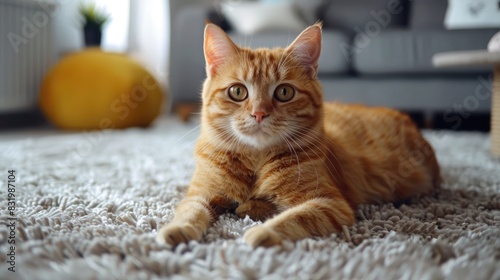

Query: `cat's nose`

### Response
(252, 112, 269, 123)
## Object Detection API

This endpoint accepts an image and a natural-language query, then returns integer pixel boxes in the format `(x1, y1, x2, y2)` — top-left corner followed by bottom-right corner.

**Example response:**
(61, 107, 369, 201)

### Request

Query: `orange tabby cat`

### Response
(157, 23, 440, 248)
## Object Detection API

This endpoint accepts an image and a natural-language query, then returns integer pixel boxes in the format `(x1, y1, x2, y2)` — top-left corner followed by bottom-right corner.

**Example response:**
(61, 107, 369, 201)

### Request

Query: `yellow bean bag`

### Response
(40, 49, 164, 130)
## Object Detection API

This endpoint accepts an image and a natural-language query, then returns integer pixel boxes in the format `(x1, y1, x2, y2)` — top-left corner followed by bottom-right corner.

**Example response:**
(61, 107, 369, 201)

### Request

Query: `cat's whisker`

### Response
(202, 128, 233, 159)
(277, 51, 294, 76)
(182, 125, 233, 182)
(286, 125, 346, 186)
(177, 126, 226, 183)
(202, 125, 239, 180)
(284, 132, 321, 190)
(246, 33, 255, 50)
(292, 125, 347, 177)
(286, 123, 346, 165)
(172, 123, 202, 146)
(278, 132, 301, 187)
(293, 133, 342, 188)
(277, 49, 288, 73)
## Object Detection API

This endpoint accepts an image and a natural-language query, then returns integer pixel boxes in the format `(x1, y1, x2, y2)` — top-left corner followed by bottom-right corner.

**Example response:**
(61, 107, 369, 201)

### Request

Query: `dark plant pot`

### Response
(83, 22, 102, 47)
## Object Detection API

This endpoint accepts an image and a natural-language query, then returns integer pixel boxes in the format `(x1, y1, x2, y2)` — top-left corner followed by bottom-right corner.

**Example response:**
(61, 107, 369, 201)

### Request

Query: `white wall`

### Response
(52, 0, 131, 55)
(128, 0, 169, 86)
(52, 0, 81, 55)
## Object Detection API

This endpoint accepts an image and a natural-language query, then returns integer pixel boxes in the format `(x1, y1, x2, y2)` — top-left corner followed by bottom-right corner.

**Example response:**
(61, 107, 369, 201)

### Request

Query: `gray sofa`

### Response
(169, 0, 497, 125)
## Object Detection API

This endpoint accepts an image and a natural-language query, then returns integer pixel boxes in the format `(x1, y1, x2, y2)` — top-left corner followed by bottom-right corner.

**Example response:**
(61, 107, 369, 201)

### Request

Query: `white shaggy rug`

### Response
(0, 118, 499, 280)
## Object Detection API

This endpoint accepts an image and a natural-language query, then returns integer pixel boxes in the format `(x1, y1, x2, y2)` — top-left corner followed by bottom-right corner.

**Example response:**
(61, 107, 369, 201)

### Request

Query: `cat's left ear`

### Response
(286, 23, 322, 77)
(204, 23, 239, 77)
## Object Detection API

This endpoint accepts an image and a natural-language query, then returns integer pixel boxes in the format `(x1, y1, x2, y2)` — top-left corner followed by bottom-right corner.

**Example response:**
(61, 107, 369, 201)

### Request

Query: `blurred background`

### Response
(1, 0, 499, 132)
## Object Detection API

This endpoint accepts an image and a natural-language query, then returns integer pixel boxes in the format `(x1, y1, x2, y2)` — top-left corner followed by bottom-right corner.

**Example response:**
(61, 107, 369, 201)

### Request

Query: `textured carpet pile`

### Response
(0, 119, 499, 279)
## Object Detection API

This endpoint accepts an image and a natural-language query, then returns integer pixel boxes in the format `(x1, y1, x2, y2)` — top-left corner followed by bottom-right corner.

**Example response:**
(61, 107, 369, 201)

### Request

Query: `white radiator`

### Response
(0, 0, 56, 113)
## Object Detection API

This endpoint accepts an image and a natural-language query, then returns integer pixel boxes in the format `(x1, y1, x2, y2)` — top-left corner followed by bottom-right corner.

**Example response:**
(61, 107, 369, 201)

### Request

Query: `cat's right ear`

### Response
(204, 24, 238, 77)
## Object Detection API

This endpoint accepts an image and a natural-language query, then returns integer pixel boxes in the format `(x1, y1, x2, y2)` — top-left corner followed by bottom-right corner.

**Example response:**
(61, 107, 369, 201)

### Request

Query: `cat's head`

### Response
(201, 23, 323, 150)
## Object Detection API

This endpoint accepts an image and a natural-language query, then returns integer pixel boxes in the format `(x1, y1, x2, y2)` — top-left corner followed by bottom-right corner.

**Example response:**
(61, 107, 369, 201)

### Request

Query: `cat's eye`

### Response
(274, 85, 295, 102)
(228, 84, 248, 102)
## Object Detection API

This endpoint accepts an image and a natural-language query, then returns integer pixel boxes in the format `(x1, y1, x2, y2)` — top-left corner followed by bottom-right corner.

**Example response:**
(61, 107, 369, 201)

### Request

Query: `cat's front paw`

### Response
(156, 223, 200, 247)
(244, 226, 283, 248)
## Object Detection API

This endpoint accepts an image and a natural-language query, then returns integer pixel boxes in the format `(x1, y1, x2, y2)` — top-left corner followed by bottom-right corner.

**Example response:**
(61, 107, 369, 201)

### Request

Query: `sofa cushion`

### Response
(445, 0, 500, 29)
(221, 2, 307, 35)
(229, 30, 350, 75)
(319, 0, 409, 37)
(353, 29, 498, 74)
(410, 0, 448, 29)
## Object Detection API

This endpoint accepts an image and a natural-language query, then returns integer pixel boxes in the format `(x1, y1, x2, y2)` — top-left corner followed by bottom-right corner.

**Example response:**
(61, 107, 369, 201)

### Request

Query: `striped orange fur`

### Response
(157, 23, 441, 248)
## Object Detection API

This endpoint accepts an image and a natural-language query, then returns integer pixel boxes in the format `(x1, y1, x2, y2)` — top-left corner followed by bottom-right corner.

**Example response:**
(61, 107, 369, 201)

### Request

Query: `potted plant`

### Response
(79, 2, 110, 47)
